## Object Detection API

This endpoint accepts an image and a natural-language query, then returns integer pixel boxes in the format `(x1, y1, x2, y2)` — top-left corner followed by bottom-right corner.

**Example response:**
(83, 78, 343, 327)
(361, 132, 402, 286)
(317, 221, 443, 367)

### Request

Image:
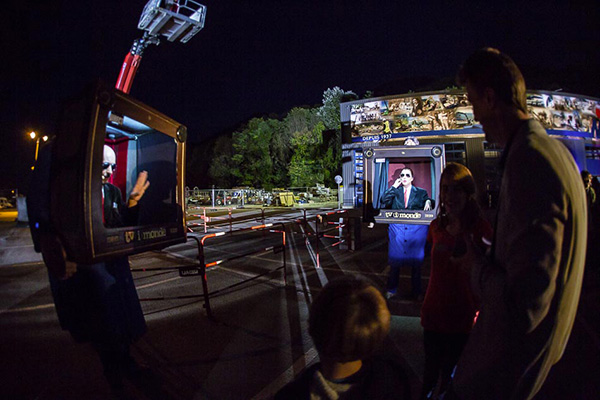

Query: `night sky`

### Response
(2, 0, 599, 191)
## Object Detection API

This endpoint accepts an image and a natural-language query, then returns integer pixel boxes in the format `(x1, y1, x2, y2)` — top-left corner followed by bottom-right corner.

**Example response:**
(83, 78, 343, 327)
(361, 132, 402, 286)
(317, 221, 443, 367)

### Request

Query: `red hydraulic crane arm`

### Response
(115, 33, 160, 94)
(115, 0, 207, 93)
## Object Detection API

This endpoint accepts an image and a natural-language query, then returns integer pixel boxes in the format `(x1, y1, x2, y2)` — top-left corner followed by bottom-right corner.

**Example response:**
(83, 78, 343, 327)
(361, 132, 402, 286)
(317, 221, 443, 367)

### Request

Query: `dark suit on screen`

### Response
(380, 185, 431, 211)
(380, 185, 432, 297)
(103, 182, 138, 228)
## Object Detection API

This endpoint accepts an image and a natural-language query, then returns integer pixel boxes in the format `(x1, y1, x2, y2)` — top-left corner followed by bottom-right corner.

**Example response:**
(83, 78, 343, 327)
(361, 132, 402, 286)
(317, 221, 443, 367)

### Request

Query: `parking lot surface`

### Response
(1, 207, 598, 399)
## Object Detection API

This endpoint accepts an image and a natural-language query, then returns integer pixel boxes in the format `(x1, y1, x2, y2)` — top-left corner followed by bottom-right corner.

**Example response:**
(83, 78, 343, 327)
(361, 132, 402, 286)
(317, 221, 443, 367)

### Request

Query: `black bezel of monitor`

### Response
(363, 145, 444, 225)
(51, 80, 187, 264)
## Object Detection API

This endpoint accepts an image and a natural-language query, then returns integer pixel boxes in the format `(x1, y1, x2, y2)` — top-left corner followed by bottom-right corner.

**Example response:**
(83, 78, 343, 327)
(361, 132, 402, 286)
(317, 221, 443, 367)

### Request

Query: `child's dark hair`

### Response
(308, 275, 391, 362)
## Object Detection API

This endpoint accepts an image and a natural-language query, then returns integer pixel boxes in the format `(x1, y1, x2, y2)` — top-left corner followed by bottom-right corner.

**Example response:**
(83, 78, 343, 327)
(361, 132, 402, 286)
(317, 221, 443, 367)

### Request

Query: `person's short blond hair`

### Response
(457, 47, 527, 113)
(308, 275, 391, 362)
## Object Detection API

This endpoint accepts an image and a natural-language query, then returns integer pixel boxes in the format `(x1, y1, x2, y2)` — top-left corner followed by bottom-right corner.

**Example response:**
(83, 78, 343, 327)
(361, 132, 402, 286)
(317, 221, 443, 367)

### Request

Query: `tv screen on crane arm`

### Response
(49, 80, 187, 264)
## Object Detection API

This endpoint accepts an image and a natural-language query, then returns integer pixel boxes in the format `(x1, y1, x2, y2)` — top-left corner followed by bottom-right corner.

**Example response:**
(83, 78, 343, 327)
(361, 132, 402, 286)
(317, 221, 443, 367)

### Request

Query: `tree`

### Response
(317, 86, 357, 130)
(283, 107, 320, 187)
(316, 87, 357, 185)
(208, 134, 235, 188)
(188, 86, 359, 190)
(230, 117, 279, 189)
(288, 120, 326, 187)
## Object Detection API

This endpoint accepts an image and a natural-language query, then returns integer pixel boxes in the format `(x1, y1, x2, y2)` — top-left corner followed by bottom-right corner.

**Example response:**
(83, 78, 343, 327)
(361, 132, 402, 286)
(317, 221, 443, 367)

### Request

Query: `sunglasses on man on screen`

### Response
(102, 162, 117, 170)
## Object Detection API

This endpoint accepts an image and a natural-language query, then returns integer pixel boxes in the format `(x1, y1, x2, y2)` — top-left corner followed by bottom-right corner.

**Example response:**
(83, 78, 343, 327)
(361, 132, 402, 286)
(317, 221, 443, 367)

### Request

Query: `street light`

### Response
(29, 131, 48, 170)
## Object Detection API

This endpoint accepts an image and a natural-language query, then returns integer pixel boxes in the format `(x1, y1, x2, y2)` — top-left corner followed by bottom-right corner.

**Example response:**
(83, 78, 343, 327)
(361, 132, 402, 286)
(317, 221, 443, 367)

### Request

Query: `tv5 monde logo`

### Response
(125, 230, 136, 243)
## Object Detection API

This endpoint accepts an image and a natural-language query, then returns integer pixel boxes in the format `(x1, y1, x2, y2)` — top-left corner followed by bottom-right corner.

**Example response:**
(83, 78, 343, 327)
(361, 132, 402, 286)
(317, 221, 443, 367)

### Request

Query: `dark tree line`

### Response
(187, 87, 357, 189)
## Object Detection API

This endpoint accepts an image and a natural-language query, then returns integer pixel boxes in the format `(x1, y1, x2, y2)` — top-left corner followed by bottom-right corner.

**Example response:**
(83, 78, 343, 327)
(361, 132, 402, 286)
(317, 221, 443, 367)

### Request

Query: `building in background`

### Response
(340, 90, 600, 212)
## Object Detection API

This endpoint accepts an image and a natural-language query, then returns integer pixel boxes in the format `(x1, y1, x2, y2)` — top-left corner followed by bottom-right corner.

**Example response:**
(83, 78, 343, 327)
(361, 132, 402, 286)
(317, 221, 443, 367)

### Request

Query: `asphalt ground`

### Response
(1, 207, 599, 399)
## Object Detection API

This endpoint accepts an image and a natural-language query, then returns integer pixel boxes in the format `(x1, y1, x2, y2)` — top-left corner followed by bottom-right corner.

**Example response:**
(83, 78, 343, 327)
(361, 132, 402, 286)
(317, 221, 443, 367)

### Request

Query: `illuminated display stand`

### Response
(47, 0, 208, 263)
(340, 90, 600, 216)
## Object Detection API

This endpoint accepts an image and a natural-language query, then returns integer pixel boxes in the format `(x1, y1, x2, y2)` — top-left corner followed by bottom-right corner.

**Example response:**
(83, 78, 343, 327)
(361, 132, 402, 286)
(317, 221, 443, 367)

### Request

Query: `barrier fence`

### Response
(187, 207, 267, 233)
(315, 210, 350, 268)
(134, 208, 358, 318)
(295, 209, 352, 268)
(133, 222, 285, 320)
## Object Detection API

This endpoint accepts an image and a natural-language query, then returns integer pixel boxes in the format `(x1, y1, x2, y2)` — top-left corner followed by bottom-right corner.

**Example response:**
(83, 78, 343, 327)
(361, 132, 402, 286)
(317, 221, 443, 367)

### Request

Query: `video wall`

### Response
(527, 94, 599, 133)
(344, 91, 600, 142)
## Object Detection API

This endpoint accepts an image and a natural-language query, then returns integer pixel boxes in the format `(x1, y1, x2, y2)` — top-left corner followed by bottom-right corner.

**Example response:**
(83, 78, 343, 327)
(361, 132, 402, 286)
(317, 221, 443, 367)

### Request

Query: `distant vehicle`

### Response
(0, 197, 13, 209)
(215, 192, 232, 206)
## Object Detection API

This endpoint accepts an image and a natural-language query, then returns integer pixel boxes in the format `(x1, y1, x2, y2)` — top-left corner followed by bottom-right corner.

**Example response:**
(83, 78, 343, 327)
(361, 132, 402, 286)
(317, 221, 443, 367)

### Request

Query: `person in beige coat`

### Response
(448, 48, 587, 400)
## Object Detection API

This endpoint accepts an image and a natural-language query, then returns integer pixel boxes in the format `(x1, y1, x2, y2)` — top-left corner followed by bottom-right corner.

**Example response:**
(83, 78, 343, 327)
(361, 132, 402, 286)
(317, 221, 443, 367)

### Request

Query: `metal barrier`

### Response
(294, 209, 351, 268)
(187, 207, 267, 233)
(294, 208, 336, 238)
(187, 207, 232, 233)
(197, 223, 286, 319)
(294, 209, 317, 247)
(314, 210, 350, 268)
(134, 222, 285, 320)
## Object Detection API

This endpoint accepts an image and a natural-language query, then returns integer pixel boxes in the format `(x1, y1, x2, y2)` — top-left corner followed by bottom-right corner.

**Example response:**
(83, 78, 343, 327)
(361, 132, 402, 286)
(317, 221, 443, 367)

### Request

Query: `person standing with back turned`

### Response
(448, 48, 587, 400)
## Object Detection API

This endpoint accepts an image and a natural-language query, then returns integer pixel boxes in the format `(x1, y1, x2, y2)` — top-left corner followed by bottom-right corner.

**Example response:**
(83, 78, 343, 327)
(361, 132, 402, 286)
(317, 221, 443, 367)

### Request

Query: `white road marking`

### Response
(1, 303, 54, 314)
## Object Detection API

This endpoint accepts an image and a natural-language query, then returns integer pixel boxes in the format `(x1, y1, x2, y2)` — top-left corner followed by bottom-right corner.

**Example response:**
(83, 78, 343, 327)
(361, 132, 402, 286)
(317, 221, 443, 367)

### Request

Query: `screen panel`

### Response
(51, 80, 187, 263)
(340, 90, 600, 143)
(363, 145, 445, 225)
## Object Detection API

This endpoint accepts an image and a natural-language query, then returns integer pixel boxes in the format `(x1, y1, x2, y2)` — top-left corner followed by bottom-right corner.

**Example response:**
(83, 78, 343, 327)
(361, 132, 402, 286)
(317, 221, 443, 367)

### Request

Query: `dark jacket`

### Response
(274, 357, 411, 400)
(27, 142, 146, 345)
(103, 182, 138, 227)
(380, 185, 432, 210)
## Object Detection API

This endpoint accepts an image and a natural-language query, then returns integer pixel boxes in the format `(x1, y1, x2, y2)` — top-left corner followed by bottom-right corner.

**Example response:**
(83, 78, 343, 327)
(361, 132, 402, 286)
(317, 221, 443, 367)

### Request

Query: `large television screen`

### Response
(50, 81, 187, 263)
(340, 91, 600, 143)
(341, 93, 473, 143)
(363, 145, 444, 225)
